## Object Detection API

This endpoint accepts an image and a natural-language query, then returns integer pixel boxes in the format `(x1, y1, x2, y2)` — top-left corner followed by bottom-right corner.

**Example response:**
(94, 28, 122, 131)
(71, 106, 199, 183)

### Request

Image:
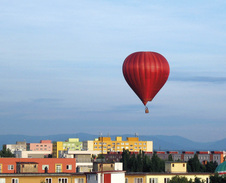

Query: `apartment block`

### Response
(83, 136, 153, 154)
(27, 140, 52, 153)
(14, 150, 52, 158)
(4, 141, 26, 154)
(0, 171, 211, 183)
(59, 150, 100, 172)
(0, 173, 86, 183)
(125, 172, 211, 183)
(4, 140, 52, 155)
(210, 151, 224, 165)
(52, 138, 83, 158)
(0, 158, 76, 173)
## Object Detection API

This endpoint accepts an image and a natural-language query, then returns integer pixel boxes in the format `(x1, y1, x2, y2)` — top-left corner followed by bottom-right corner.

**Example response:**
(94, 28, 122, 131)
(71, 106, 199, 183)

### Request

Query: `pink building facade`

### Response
(27, 140, 52, 153)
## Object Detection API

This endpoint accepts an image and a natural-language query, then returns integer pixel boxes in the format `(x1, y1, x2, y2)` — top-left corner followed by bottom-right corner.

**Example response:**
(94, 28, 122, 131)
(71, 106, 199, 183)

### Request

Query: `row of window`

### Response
(35, 145, 49, 147)
(1, 177, 210, 183)
(3, 178, 84, 183)
(34, 148, 49, 150)
(6, 164, 72, 171)
(63, 147, 81, 150)
(125, 178, 143, 183)
(63, 144, 82, 147)
(198, 156, 210, 160)
(100, 149, 141, 153)
(46, 178, 74, 183)
(42, 164, 72, 171)
(171, 164, 185, 167)
(126, 178, 209, 183)
(94, 146, 146, 149)
(94, 142, 147, 145)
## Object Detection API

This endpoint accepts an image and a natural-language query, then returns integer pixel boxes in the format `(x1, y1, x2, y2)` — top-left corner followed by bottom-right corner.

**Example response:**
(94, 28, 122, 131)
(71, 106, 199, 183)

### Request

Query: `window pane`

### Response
(11, 179, 18, 183)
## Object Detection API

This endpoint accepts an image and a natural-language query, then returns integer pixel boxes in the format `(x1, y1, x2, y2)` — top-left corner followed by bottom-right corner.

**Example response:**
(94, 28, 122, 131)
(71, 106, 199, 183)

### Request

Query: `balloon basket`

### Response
(145, 106, 149, 113)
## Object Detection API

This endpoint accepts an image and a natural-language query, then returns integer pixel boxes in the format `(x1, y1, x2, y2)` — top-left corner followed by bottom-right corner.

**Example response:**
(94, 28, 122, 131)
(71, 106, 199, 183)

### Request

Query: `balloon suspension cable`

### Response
(145, 106, 149, 113)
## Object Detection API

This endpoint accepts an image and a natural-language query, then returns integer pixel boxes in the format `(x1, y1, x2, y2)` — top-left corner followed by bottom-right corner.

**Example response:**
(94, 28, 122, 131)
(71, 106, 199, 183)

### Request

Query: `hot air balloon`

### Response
(122, 51, 170, 113)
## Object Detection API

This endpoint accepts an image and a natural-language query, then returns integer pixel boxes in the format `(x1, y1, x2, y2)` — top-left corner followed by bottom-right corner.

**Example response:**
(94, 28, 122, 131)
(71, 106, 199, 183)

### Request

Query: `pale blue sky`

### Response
(0, 0, 225, 142)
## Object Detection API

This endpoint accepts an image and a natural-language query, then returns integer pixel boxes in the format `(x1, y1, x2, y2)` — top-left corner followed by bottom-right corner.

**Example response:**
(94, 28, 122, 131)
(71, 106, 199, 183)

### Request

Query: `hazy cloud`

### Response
(170, 76, 226, 83)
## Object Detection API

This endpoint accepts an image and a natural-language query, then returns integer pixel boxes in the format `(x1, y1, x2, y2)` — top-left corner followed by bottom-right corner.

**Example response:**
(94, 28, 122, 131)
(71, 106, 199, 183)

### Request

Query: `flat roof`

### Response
(16, 162, 38, 164)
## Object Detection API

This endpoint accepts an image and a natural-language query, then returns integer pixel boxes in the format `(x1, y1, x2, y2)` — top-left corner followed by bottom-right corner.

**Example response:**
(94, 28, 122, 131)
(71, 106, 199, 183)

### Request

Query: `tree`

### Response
(210, 173, 226, 183)
(143, 153, 151, 172)
(96, 154, 104, 160)
(169, 176, 189, 183)
(121, 149, 130, 171)
(128, 153, 137, 172)
(136, 151, 143, 172)
(150, 152, 165, 172)
(187, 154, 205, 172)
(169, 176, 207, 183)
(168, 154, 173, 161)
(0, 146, 15, 157)
(193, 177, 205, 183)
(121, 150, 165, 172)
(205, 161, 218, 173)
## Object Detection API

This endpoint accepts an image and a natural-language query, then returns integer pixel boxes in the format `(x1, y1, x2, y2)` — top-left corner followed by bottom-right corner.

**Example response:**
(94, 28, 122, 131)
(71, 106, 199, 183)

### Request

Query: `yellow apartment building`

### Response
(125, 173, 147, 183)
(52, 138, 83, 158)
(0, 173, 86, 183)
(126, 162, 211, 183)
(125, 173, 211, 183)
(145, 173, 211, 183)
(83, 136, 153, 154)
(52, 141, 63, 158)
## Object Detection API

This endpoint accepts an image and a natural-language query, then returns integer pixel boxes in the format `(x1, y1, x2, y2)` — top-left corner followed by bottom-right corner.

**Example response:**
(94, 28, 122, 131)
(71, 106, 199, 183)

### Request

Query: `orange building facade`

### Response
(0, 158, 76, 173)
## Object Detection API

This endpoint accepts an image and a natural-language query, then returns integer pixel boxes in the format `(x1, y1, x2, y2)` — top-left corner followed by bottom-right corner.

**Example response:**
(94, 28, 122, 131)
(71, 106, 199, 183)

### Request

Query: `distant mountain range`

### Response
(0, 133, 225, 151)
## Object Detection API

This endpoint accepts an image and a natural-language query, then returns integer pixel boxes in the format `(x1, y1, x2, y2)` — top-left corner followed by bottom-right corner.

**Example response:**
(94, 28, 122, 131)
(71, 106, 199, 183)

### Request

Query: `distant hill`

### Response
(0, 133, 225, 151)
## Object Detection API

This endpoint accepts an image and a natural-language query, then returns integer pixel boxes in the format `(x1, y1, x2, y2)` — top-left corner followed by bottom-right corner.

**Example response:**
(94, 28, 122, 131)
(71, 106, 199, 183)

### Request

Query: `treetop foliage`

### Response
(0, 146, 15, 157)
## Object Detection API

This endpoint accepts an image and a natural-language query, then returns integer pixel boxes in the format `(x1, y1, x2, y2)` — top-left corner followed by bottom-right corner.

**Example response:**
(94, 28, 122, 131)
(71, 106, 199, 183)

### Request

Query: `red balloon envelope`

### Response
(122, 51, 170, 111)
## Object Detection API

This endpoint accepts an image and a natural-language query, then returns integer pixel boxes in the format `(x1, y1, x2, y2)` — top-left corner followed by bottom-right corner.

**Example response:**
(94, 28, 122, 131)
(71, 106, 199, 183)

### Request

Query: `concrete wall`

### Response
(165, 162, 187, 173)
(15, 150, 51, 158)
(146, 141, 153, 152)
(87, 174, 98, 183)
(111, 172, 125, 183)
